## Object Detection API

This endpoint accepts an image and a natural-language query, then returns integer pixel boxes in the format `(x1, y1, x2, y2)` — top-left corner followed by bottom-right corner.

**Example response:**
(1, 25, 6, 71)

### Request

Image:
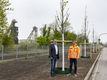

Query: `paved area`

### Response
(94, 48, 107, 80)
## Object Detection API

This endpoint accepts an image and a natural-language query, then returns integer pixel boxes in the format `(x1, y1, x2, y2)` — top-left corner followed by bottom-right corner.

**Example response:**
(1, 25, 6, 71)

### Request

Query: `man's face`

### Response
(72, 41, 76, 45)
(53, 40, 57, 44)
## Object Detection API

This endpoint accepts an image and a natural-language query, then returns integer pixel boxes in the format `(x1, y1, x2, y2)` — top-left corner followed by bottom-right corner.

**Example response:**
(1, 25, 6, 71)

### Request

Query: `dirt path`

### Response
(0, 53, 98, 80)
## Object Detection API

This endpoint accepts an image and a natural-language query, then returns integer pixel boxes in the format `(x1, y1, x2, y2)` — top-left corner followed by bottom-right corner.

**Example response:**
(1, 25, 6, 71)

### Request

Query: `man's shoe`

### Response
(51, 74, 54, 77)
(67, 73, 72, 76)
(74, 74, 77, 77)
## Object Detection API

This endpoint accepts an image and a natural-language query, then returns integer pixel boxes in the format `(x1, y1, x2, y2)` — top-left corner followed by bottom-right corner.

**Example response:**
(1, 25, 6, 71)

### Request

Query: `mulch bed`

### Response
(0, 52, 98, 80)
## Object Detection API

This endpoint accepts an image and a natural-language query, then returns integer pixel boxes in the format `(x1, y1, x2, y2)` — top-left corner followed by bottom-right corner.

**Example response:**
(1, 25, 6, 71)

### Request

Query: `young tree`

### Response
(56, 0, 70, 71)
(0, 0, 12, 45)
(37, 24, 51, 46)
(40, 24, 51, 38)
(1, 35, 14, 47)
(37, 36, 47, 46)
(64, 31, 77, 41)
(40, 24, 47, 37)
(51, 23, 62, 40)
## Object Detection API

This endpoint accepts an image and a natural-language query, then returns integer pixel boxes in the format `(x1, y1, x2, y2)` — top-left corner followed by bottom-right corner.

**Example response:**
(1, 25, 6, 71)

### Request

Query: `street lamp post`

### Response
(98, 38, 101, 51)
(98, 33, 107, 51)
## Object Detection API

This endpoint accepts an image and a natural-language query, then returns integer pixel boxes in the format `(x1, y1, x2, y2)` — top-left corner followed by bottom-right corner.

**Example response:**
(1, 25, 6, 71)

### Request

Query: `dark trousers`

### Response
(69, 58, 77, 74)
(51, 57, 57, 76)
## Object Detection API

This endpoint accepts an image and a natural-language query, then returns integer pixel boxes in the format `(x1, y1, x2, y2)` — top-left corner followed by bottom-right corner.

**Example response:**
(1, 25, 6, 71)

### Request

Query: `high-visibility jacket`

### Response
(68, 44, 80, 59)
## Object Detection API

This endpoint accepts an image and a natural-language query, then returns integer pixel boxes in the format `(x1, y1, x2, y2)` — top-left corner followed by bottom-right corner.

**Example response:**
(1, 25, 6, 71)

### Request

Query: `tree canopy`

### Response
(0, 0, 13, 45)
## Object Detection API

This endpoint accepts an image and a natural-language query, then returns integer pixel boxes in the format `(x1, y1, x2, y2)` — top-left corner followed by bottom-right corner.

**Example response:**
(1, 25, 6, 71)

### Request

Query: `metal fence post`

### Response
(90, 45, 92, 58)
(1, 45, 4, 60)
(16, 46, 18, 59)
(92, 43, 95, 53)
(42, 46, 43, 54)
(35, 45, 37, 56)
(95, 44, 97, 53)
(26, 45, 28, 57)
(80, 45, 82, 57)
(84, 40, 87, 56)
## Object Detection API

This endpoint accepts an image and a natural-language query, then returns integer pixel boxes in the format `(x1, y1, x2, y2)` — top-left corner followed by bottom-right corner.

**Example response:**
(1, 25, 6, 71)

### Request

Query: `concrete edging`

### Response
(84, 51, 102, 80)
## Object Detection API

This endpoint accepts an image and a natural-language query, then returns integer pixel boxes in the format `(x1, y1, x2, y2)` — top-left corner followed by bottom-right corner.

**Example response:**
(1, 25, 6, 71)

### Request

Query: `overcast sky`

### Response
(7, 0, 107, 43)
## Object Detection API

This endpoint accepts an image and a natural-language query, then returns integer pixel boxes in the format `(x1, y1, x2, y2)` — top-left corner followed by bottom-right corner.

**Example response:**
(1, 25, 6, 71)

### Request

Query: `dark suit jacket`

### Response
(49, 43, 59, 59)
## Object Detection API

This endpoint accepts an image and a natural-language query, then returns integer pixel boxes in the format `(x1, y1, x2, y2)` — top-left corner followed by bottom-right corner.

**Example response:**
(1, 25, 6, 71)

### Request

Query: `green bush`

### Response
(37, 36, 50, 46)
(2, 35, 14, 47)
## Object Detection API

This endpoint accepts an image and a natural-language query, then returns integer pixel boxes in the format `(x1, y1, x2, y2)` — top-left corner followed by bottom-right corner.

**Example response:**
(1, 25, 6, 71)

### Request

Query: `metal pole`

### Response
(84, 6, 87, 57)
(84, 40, 86, 56)
(98, 39, 100, 51)
(42, 46, 43, 54)
(98, 33, 107, 51)
(93, 43, 94, 53)
(97, 39, 99, 52)
(56, 62, 58, 67)
(80, 45, 82, 57)
(1, 45, 4, 60)
(93, 27, 95, 53)
(16, 46, 18, 59)
(95, 44, 97, 53)
(26, 45, 28, 57)
(90, 45, 92, 58)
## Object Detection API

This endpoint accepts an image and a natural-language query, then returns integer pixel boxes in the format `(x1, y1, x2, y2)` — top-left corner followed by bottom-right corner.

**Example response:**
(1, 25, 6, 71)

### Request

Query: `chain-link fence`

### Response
(79, 43, 101, 58)
(0, 44, 102, 61)
(0, 45, 49, 60)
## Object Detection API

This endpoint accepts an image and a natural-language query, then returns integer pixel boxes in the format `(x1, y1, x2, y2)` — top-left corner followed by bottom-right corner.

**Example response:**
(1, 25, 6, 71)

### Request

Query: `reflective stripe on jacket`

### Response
(68, 44, 80, 59)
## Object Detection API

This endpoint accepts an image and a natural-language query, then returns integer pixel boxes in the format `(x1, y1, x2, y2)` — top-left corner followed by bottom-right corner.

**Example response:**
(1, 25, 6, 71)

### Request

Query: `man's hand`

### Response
(68, 58, 70, 60)
(50, 57, 53, 60)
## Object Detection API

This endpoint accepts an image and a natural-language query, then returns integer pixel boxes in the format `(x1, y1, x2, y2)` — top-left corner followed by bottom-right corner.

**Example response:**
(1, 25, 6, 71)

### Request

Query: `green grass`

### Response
(0, 54, 47, 63)
(0, 58, 17, 63)
(81, 56, 90, 58)
(55, 67, 74, 74)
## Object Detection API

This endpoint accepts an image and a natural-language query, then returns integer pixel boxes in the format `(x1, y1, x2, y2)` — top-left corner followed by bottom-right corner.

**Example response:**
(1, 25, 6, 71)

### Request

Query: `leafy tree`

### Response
(36, 36, 47, 46)
(1, 34, 14, 47)
(40, 24, 47, 37)
(0, 0, 12, 45)
(51, 25, 62, 40)
(18, 41, 28, 49)
(46, 26, 51, 38)
(40, 24, 51, 37)
(56, 0, 70, 35)
(46, 26, 51, 44)
(64, 31, 77, 41)
(77, 33, 89, 44)
(18, 41, 35, 50)
(37, 24, 51, 46)
(56, 0, 70, 71)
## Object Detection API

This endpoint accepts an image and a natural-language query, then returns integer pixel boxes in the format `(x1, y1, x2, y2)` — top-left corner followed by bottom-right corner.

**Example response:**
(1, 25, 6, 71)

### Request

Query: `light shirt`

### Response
(54, 44, 58, 55)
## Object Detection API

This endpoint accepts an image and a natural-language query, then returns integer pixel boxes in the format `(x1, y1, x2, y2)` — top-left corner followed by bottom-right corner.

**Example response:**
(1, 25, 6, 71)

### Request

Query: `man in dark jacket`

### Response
(49, 39, 59, 77)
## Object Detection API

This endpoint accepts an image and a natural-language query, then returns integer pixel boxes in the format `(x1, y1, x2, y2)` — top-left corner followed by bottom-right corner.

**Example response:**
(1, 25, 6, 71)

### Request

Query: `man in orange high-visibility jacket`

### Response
(68, 41, 80, 76)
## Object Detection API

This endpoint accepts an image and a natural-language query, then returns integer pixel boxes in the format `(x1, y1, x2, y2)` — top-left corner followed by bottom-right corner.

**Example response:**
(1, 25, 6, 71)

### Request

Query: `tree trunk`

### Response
(62, 33, 64, 71)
